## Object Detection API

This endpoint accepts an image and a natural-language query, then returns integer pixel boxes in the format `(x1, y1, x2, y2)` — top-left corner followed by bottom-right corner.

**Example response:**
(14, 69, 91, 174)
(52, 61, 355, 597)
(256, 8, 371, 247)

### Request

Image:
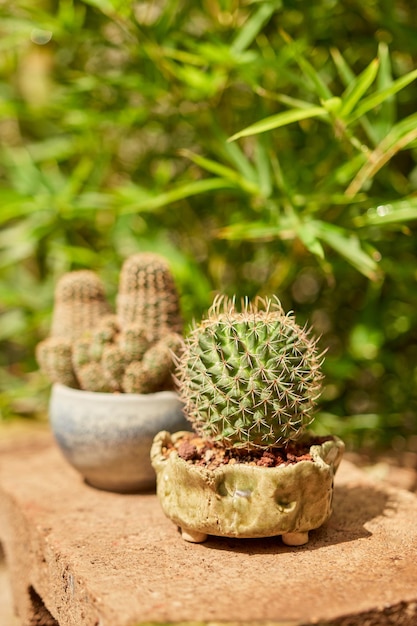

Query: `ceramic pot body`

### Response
(151, 431, 344, 544)
(49, 383, 187, 493)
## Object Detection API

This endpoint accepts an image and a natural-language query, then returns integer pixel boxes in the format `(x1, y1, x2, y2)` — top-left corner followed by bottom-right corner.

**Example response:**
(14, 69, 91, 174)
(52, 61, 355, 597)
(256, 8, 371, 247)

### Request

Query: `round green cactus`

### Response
(175, 296, 324, 450)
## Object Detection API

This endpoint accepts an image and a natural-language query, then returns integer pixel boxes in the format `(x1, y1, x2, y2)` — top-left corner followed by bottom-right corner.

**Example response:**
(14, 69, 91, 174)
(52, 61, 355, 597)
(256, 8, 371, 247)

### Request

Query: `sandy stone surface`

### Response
(1, 432, 417, 626)
(0, 546, 20, 626)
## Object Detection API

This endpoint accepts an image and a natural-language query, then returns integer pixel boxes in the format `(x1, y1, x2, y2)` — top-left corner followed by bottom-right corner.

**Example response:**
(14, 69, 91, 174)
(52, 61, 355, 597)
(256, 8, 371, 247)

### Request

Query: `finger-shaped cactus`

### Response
(50, 271, 111, 341)
(72, 337, 94, 370)
(122, 332, 183, 394)
(37, 254, 183, 393)
(101, 344, 127, 392)
(89, 315, 119, 361)
(116, 253, 182, 344)
(175, 296, 324, 451)
(119, 323, 150, 362)
(76, 362, 114, 393)
(36, 337, 79, 388)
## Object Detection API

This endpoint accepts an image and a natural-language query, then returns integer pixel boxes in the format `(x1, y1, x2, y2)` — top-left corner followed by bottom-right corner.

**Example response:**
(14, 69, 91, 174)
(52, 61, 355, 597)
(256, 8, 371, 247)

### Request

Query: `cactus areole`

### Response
(176, 296, 324, 451)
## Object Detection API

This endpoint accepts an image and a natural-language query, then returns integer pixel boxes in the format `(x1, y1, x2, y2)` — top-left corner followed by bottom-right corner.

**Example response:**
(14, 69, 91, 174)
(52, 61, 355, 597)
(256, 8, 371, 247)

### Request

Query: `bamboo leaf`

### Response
(339, 58, 379, 118)
(346, 113, 417, 196)
(119, 178, 237, 214)
(296, 222, 325, 258)
(231, 1, 282, 54)
(330, 48, 379, 144)
(81, 0, 117, 15)
(228, 106, 328, 142)
(254, 88, 316, 110)
(217, 219, 293, 241)
(219, 139, 259, 184)
(314, 222, 380, 280)
(374, 42, 395, 140)
(355, 198, 417, 227)
(254, 139, 272, 198)
(347, 68, 417, 124)
(179, 150, 260, 195)
(0, 195, 37, 226)
(330, 48, 355, 85)
(280, 30, 332, 100)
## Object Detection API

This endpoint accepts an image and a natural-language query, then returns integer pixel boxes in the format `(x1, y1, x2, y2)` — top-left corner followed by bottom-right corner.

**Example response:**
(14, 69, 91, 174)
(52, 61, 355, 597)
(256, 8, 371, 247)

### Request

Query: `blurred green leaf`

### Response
(280, 30, 333, 100)
(346, 112, 417, 196)
(330, 48, 378, 144)
(296, 221, 325, 259)
(0, 311, 27, 341)
(228, 106, 328, 142)
(81, 0, 119, 15)
(355, 198, 417, 227)
(217, 137, 259, 185)
(313, 412, 382, 438)
(339, 58, 379, 118)
(313, 222, 380, 280)
(330, 47, 354, 85)
(217, 220, 292, 241)
(349, 323, 384, 360)
(254, 138, 273, 198)
(119, 178, 237, 214)
(374, 41, 395, 140)
(232, 1, 282, 54)
(347, 68, 417, 124)
(179, 150, 260, 194)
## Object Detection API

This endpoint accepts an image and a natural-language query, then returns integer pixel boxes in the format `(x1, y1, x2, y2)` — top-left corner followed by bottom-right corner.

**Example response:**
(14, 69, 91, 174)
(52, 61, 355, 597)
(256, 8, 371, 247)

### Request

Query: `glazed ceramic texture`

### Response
(151, 431, 344, 544)
(50, 384, 188, 493)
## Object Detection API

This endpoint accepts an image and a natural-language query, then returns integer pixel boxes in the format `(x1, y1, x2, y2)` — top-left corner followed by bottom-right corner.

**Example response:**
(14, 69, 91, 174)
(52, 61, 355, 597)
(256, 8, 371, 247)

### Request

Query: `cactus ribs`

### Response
(175, 295, 324, 451)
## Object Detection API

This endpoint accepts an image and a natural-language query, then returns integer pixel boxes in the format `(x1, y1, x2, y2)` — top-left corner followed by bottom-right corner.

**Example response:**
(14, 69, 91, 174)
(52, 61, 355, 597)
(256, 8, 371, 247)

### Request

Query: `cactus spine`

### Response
(175, 296, 323, 450)
(36, 254, 183, 394)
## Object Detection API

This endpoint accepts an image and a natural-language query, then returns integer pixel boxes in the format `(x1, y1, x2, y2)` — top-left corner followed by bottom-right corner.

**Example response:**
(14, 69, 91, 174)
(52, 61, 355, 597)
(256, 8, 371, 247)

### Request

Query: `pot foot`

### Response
(282, 531, 309, 546)
(180, 528, 208, 543)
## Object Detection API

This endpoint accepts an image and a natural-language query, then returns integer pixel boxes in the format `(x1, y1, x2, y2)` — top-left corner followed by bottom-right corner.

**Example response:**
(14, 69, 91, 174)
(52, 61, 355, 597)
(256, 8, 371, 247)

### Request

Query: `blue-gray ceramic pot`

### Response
(49, 383, 187, 493)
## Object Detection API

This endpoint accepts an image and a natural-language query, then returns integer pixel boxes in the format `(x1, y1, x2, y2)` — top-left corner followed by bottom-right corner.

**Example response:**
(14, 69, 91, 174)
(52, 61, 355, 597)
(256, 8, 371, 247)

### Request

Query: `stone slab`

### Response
(0, 545, 20, 626)
(0, 433, 417, 626)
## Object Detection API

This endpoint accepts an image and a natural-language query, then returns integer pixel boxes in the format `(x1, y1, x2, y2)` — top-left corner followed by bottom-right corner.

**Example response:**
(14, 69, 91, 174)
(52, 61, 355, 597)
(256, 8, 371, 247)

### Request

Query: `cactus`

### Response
(36, 253, 183, 394)
(50, 271, 111, 341)
(36, 337, 79, 388)
(116, 252, 183, 344)
(76, 362, 114, 393)
(37, 271, 111, 389)
(101, 344, 127, 391)
(119, 323, 150, 362)
(123, 332, 183, 394)
(175, 296, 324, 451)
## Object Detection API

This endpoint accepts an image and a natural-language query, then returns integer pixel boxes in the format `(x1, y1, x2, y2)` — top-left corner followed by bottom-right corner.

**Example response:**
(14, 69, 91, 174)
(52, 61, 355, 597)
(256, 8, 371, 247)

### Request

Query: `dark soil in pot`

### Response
(162, 431, 336, 470)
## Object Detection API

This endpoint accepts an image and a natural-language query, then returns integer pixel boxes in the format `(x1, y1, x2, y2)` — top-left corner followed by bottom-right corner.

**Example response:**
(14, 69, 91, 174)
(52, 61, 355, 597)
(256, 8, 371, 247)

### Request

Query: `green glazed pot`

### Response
(151, 431, 344, 545)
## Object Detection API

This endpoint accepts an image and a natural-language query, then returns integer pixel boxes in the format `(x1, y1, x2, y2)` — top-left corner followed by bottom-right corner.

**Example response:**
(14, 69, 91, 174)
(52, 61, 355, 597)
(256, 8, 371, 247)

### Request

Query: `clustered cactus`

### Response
(36, 253, 183, 394)
(175, 295, 324, 450)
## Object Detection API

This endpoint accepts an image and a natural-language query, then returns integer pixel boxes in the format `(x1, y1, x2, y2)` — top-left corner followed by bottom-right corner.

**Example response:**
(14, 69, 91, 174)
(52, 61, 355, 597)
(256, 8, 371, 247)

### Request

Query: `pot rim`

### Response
(152, 430, 345, 476)
(51, 382, 180, 403)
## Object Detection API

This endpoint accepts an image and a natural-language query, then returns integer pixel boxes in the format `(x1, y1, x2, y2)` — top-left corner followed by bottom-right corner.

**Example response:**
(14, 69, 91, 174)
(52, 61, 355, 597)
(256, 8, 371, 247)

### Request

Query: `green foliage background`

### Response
(1, 0, 416, 449)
